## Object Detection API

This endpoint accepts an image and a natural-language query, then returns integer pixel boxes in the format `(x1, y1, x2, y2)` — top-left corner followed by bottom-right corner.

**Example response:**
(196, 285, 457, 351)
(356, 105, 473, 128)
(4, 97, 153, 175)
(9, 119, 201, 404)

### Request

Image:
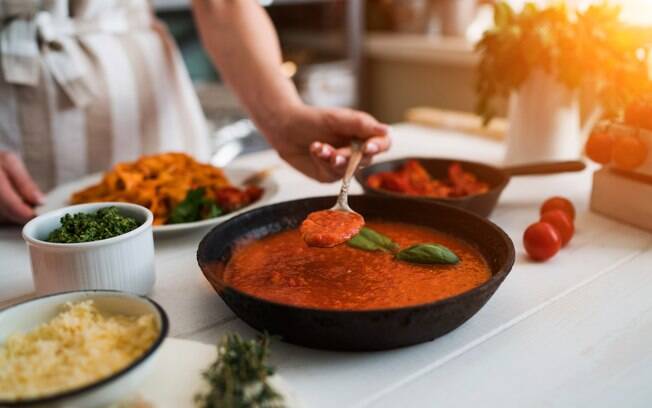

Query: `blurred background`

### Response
(152, 0, 652, 162)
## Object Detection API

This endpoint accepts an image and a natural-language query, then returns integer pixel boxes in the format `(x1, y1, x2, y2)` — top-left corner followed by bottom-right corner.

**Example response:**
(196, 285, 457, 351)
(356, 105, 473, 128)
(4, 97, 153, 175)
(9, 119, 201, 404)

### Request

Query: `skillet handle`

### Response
(502, 160, 586, 177)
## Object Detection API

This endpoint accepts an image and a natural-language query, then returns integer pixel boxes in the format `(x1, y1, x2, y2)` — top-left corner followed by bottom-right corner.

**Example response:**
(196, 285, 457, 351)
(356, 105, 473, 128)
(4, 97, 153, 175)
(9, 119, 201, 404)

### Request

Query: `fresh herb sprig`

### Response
(347, 227, 459, 265)
(476, 2, 652, 125)
(47, 207, 139, 243)
(195, 333, 285, 408)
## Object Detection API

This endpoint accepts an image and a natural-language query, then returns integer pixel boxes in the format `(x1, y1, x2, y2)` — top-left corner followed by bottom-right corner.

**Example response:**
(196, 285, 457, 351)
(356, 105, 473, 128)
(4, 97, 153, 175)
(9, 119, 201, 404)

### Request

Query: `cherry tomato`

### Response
(585, 131, 613, 164)
(540, 210, 574, 247)
(523, 222, 562, 261)
(612, 135, 648, 170)
(540, 196, 575, 221)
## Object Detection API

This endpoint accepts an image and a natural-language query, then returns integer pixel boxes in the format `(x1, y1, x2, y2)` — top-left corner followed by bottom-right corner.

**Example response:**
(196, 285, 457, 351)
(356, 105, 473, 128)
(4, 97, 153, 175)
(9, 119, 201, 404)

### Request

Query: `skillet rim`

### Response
(197, 195, 515, 315)
(354, 156, 510, 203)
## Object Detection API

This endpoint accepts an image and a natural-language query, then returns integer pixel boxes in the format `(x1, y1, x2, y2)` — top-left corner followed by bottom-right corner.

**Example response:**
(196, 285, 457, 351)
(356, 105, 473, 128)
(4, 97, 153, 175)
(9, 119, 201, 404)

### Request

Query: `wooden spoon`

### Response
(301, 141, 365, 247)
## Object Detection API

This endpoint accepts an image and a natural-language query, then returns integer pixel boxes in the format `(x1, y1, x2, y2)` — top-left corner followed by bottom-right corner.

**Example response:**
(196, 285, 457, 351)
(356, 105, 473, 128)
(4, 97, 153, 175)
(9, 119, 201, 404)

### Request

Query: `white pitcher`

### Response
(504, 70, 601, 165)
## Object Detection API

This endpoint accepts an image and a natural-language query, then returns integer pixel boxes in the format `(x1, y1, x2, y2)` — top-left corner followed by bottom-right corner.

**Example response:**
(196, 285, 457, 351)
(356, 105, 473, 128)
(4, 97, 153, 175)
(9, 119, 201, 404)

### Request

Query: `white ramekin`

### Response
(22, 203, 155, 296)
(0, 290, 168, 407)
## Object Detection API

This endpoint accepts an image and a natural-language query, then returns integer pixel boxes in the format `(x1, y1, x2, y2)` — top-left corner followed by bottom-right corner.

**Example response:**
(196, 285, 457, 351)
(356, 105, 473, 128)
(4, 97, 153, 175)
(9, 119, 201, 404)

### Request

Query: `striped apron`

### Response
(0, 0, 210, 191)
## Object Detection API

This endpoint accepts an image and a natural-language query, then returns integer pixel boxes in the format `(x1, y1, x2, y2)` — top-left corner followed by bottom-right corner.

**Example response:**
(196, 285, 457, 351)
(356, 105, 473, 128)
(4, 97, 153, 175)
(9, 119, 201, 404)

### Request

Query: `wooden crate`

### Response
(590, 167, 652, 232)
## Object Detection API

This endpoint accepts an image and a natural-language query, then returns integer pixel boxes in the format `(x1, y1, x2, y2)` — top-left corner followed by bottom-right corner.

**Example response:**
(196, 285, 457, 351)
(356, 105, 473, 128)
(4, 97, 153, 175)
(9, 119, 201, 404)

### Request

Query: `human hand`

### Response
(264, 104, 391, 182)
(0, 151, 43, 224)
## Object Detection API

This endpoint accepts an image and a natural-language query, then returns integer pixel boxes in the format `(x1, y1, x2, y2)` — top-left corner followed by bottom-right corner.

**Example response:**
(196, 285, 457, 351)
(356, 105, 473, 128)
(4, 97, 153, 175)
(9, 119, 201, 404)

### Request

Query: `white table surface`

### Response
(2, 123, 652, 408)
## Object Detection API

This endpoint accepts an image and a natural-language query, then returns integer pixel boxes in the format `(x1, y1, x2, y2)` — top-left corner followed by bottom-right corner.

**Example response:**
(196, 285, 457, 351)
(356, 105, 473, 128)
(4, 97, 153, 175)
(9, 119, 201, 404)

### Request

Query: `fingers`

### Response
(323, 108, 389, 140)
(309, 142, 342, 182)
(307, 108, 391, 182)
(0, 168, 36, 224)
(309, 139, 385, 182)
(363, 133, 392, 156)
(1, 152, 43, 205)
(328, 146, 369, 174)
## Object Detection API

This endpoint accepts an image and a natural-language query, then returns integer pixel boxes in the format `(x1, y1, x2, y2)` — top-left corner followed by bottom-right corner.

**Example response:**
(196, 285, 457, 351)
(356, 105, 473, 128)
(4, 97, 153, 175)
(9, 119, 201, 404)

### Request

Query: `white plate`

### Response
(139, 338, 301, 408)
(38, 167, 278, 236)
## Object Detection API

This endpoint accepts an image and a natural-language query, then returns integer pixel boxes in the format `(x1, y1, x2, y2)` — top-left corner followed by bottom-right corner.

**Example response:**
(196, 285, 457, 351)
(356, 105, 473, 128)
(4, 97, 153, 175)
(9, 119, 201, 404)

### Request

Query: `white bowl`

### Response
(0, 290, 169, 408)
(22, 203, 155, 296)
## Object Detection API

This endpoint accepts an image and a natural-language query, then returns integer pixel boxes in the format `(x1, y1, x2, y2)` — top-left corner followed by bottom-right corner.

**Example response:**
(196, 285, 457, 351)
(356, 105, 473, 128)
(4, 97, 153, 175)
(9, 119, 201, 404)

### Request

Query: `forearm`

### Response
(191, 0, 301, 134)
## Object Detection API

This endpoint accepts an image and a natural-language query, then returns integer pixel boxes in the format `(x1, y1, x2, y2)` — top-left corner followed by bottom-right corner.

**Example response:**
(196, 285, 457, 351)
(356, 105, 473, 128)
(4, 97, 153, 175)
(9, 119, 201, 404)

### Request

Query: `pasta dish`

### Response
(71, 153, 263, 225)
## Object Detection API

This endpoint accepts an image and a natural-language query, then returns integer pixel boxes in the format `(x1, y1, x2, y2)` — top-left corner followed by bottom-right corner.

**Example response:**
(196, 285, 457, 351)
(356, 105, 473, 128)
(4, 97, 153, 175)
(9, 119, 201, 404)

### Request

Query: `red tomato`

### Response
(540, 210, 574, 247)
(585, 131, 613, 164)
(612, 135, 648, 171)
(540, 196, 575, 221)
(523, 222, 562, 262)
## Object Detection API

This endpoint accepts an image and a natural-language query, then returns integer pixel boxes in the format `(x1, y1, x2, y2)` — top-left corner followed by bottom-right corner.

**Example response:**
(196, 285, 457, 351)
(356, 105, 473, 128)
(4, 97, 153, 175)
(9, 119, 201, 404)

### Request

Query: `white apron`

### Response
(0, 0, 210, 191)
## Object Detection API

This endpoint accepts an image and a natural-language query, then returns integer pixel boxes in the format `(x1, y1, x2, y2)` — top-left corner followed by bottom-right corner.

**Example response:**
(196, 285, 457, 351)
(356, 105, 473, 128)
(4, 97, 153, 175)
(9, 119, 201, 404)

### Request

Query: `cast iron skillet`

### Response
(355, 157, 586, 217)
(197, 195, 515, 351)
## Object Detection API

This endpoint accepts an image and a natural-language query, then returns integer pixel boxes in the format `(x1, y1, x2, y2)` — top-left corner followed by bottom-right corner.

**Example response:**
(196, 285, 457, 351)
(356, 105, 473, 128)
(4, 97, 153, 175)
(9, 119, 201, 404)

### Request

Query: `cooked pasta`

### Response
(71, 153, 263, 225)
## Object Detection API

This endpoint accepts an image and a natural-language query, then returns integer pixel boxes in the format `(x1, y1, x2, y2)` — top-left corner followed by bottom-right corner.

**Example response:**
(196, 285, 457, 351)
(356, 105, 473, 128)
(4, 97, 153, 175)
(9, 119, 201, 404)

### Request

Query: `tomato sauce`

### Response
(300, 210, 364, 248)
(224, 221, 491, 310)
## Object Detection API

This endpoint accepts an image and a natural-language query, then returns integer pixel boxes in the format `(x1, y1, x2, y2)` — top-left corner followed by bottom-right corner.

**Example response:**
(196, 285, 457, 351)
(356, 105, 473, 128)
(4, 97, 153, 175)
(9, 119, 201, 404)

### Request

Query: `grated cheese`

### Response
(0, 300, 158, 401)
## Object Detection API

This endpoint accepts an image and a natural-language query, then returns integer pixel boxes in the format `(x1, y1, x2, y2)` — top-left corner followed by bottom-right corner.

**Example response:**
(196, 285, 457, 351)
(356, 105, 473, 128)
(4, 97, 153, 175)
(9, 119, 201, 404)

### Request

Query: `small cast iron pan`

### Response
(197, 195, 515, 351)
(355, 158, 586, 217)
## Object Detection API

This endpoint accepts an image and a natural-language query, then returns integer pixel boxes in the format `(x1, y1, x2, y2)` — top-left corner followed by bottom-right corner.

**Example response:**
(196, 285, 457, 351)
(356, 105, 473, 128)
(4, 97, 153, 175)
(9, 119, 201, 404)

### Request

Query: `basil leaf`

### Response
(169, 188, 205, 224)
(347, 227, 399, 252)
(396, 243, 460, 265)
(347, 234, 383, 252)
(358, 227, 400, 252)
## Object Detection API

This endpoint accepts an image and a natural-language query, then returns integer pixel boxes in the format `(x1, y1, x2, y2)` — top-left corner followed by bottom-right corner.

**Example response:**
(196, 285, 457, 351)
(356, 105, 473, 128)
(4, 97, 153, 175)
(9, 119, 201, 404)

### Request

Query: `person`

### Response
(0, 0, 390, 224)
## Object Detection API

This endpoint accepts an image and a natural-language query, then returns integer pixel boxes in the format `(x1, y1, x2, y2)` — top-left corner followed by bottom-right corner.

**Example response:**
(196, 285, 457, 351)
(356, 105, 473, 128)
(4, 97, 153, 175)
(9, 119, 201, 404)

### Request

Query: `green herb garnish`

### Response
(396, 243, 460, 265)
(346, 227, 459, 266)
(347, 227, 399, 252)
(47, 206, 140, 243)
(169, 188, 223, 224)
(195, 333, 284, 408)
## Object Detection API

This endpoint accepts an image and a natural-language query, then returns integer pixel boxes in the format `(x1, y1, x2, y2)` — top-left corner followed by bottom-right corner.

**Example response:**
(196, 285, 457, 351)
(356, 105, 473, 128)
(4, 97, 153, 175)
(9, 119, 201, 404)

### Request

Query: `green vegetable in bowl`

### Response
(169, 188, 223, 224)
(47, 207, 140, 243)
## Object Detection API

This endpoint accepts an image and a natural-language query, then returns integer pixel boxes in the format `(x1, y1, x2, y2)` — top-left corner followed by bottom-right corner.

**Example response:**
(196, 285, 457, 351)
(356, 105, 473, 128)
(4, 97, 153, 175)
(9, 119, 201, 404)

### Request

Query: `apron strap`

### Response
(0, 3, 152, 107)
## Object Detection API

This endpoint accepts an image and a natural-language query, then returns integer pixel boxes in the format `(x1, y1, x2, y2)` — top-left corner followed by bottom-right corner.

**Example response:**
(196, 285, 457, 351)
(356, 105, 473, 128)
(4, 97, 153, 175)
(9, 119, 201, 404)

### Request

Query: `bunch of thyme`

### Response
(195, 333, 285, 408)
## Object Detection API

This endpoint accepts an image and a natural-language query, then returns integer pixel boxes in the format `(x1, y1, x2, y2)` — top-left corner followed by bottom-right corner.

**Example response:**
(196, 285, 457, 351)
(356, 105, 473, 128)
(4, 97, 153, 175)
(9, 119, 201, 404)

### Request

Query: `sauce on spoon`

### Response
(301, 140, 366, 248)
(300, 210, 364, 248)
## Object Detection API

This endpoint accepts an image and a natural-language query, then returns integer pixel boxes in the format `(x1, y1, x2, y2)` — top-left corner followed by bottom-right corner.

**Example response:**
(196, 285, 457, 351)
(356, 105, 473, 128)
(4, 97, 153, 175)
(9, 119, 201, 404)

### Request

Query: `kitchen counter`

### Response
(2, 123, 651, 407)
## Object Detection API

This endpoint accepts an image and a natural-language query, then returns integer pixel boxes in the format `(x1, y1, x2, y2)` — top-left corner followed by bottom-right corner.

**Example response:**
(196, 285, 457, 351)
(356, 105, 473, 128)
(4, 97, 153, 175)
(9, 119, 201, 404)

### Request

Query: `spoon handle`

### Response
(336, 141, 364, 210)
(502, 160, 586, 176)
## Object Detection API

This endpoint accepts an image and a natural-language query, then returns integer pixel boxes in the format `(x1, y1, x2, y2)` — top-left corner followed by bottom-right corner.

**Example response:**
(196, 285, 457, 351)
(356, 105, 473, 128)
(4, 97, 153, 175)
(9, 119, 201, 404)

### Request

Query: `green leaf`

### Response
(194, 333, 284, 408)
(347, 233, 383, 252)
(201, 201, 223, 220)
(396, 243, 460, 265)
(169, 188, 205, 224)
(47, 206, 139, 243)
(475, 1, 650, 125)
(347, 227, 399, 252)
(493, 1, 514, 29)
(358, 227, 400, 252)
